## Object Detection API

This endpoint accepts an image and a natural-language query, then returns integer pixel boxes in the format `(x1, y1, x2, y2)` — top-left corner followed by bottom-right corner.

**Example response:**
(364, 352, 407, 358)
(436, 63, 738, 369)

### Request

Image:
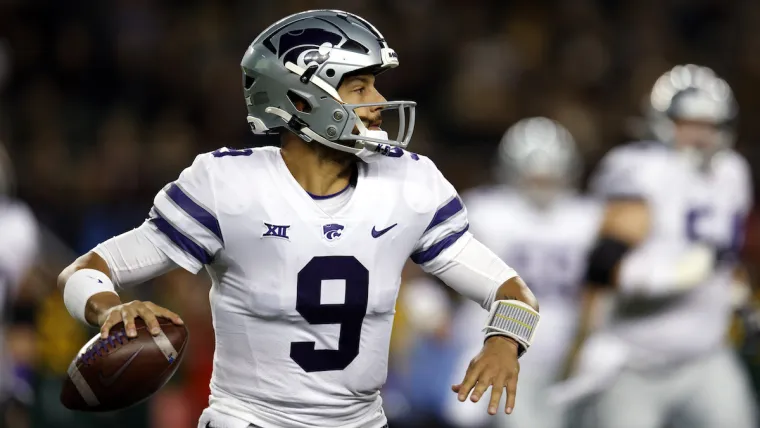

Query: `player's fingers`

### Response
(505, 372, 518, 414)
(457, 362, 483, 402)
(470, 372, 494, 403)
(146, 303, 184, 325)
(136, 306, 162, 336)
(100, 311, 122, 339)
(451, 384, 461, 393)
(487, 377, 506, 416)
(121, 308, 138, 338)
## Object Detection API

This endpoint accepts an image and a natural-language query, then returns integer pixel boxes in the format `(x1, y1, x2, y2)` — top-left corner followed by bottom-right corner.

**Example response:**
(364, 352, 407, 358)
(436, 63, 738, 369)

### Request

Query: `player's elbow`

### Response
(600, 199, 650, 245)
(497, 276, 539, 312)
(58, 251, 110, 292)
(583, 199, 651, 290)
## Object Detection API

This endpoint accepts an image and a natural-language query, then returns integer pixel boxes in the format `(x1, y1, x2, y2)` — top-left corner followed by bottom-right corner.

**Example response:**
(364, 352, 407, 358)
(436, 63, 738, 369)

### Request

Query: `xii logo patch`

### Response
(263, 222, 290, 240)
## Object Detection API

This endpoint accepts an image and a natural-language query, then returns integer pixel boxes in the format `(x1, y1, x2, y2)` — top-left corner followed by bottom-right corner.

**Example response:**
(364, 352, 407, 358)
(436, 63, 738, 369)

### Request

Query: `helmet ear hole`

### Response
(287, 91, 313, 113)
(326, 69, 335, 78)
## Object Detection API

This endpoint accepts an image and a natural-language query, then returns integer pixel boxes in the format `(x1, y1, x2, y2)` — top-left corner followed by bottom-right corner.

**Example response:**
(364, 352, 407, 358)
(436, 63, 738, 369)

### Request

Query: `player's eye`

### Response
(354, 87, 365, 95)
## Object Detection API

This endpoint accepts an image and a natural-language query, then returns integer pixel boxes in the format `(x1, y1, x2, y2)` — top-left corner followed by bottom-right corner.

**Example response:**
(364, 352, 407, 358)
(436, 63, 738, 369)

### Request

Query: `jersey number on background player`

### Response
(686, 207, 746, 263)
(290, 256, 369, 372)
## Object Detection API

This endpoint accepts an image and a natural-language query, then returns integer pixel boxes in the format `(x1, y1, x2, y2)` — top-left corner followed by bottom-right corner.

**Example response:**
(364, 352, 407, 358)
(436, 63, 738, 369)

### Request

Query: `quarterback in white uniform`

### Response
(57, 10, 540, 428)
(442, 118, 602, 428)
(561, 65, 758, 428)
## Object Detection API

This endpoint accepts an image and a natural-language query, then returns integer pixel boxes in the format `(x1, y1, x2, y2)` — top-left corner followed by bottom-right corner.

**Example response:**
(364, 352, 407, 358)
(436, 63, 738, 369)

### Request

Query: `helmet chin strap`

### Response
(265, 106, 395, 162)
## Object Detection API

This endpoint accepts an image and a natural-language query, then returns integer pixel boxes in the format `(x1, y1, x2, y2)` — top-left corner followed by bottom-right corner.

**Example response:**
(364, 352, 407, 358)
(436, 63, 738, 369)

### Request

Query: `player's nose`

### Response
(369, 89, 387, 111)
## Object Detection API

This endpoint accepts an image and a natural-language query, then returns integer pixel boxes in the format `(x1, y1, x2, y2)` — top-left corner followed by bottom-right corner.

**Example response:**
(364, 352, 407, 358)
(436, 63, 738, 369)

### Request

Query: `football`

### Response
(60, 317, 189, 412)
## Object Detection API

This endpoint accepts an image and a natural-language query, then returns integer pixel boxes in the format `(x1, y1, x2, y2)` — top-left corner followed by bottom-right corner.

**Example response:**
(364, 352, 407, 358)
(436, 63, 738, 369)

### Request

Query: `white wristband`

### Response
(483, 300, 540, 358)
(63, 269, 118, 326)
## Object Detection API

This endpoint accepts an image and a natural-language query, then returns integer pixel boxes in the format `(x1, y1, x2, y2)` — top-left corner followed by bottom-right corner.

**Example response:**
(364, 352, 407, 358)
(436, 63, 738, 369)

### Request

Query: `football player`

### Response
(442, 118, 602, 428)
(0, 142, 39, 406)
(558, 65, 758, 428)
(56, 10, 540, 428)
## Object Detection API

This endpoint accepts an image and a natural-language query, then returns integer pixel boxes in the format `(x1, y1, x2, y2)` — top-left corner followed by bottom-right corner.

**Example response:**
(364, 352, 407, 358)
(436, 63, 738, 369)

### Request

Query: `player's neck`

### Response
(280, 135, 356, 197)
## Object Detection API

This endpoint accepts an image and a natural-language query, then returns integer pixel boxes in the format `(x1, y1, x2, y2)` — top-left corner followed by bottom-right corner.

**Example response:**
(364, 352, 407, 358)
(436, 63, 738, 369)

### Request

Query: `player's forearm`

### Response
(57, 251, 110, 291)
(494, 276, 539, 312)
(561, 287, 603, 378)
(483, 276, 540, 358)
(58, 251, 122, 325)
(616, 243, 715, 297)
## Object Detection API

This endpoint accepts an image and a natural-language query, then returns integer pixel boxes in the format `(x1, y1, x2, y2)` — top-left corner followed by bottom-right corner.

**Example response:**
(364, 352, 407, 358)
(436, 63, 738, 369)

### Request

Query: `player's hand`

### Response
(97, 300, 184, 339)
(452, 335, 520, 415)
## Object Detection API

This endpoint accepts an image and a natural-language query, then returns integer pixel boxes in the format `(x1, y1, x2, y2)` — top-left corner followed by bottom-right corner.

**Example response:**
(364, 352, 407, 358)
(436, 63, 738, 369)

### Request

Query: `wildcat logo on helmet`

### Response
(322, 224, 344, 241)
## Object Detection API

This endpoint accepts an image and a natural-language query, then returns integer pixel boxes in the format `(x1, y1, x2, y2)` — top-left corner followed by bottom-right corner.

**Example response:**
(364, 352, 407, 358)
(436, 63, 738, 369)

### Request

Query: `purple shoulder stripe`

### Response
(150, 213, 213, 265)
(411, 224, 469, 265)
(165, 183, 223, 242)
(425, 197, 464, 232)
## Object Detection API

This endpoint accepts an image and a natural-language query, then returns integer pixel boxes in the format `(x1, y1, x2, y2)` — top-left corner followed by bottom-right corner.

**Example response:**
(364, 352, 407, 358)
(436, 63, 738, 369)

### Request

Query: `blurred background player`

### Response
(559, 64, 758, 428)
(436, 118, 603, 428)
(0, 141, 39, 426)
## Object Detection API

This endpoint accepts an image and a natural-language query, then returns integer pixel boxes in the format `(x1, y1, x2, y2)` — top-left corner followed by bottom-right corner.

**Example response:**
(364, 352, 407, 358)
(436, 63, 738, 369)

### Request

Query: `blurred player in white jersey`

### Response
(56, 10, 542, 428)
(442, 118, 602, 428)
(558, 64, 758, 428)
(0, 143, 39, 407)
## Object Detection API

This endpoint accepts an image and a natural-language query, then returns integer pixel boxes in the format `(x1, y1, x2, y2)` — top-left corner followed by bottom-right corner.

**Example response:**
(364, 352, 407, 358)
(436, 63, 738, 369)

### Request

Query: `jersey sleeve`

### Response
(725, 152, 754, 261)
(459, 188, 500, 251)
(590, 144, 651, 200)
(410, 157, 472, 272)
(735, 153, 754, 214)
(143, 153, 223, 273)
(0, 202, 39, 293)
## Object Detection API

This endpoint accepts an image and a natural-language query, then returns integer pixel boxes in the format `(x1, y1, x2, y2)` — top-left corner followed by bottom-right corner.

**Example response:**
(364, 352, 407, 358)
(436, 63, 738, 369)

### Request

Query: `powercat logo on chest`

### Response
(322, 224, 344, 241)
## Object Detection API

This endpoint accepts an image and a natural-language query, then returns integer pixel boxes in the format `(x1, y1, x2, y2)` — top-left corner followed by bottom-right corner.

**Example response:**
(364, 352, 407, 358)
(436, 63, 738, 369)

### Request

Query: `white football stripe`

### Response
(154, 191, 223, 254)
(152, 330, 179, 363)
(67, 361, 99, 407)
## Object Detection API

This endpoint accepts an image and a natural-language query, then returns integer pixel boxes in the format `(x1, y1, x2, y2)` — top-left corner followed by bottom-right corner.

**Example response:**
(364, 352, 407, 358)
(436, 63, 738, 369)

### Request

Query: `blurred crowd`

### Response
(1, 0, 760, 427)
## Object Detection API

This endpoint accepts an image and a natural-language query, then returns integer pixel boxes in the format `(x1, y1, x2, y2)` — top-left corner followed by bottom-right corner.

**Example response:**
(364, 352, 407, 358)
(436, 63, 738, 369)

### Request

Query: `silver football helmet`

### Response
(647, 64, 736, 167)
(498, 117, 581, 207)
(241, 10, 416, 156)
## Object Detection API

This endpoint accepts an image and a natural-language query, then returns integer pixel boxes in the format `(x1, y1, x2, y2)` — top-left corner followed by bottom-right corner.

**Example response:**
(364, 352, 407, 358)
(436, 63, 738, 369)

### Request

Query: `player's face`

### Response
(673, 120, 721, 154)
(338, 74, 386, 132)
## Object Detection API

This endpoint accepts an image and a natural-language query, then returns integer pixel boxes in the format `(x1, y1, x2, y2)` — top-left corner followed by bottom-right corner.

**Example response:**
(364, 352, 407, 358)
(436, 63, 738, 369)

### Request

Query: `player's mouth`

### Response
(352, 120, 383, 134)
(367, 120, 382, 131)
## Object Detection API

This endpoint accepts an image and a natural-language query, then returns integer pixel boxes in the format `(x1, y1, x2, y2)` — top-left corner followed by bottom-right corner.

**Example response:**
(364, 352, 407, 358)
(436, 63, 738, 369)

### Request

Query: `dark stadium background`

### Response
(1, 0, 759, 427)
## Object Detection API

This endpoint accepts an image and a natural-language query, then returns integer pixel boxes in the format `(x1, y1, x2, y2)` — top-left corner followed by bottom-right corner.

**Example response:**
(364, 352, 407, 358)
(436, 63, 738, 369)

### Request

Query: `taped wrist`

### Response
(63, 269, 117, 326)
(483, 300, 540, 358)
(585, 237, 631, 288)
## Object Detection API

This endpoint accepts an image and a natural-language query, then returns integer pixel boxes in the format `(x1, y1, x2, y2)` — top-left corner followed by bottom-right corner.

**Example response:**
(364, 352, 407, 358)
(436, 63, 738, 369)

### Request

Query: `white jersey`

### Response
(0, 198, 38, 397)
(0, 198, 38, 313)
(591, 142, 754, 367)
(143, 146, 470, 428)
(463, 187, 603, 371)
